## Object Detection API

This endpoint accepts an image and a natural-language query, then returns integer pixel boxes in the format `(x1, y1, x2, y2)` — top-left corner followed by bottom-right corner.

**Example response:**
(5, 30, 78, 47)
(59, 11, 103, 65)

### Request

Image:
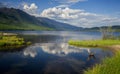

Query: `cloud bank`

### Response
(40, 7, 120, 27)
(22, 2, 120, 28)
(54, 0, 87, 8)
(55, 0, 87, 4)
(23, 3, 38, 16)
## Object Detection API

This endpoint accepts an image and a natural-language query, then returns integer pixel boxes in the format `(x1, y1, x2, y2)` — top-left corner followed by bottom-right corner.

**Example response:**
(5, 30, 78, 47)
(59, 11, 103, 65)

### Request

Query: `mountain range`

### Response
(0, 7, 120, 31)
(0, 7, 81, 31)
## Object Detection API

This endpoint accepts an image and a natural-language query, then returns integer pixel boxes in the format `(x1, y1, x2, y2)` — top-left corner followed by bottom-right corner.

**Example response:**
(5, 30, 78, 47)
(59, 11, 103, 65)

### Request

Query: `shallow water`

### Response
(0, 31, 115, 74)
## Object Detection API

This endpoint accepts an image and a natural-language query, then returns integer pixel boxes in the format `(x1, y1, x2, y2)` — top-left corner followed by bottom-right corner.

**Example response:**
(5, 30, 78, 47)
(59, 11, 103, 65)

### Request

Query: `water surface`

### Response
(0, 31, 114, 74)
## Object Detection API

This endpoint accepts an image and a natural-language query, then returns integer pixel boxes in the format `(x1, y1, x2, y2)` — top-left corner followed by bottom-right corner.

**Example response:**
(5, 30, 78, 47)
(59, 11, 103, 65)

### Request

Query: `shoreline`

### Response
(68, 40, 120, 50)
(105, 45, 120, 50)
(68, 40, 120, 74)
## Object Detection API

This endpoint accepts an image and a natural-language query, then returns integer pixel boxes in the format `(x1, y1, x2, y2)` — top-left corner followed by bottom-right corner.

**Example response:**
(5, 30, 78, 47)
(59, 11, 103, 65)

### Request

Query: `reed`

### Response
(84, 51, 120, 74)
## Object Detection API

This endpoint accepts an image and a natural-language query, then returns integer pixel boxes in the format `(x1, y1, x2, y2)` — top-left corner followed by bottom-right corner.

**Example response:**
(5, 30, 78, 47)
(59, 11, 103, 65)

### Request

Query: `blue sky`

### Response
(0, 0, 120, 27)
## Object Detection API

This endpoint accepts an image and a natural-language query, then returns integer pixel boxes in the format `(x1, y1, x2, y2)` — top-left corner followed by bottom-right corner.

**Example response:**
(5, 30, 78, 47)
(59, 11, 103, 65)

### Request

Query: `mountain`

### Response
(0, 7, 81, 31)
(83, 25, 120, 31)
(37, 17, 81, 31)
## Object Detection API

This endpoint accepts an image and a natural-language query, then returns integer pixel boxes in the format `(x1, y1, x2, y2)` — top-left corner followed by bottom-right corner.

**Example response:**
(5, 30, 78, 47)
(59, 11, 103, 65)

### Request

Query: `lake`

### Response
(0, 31, 117, 74)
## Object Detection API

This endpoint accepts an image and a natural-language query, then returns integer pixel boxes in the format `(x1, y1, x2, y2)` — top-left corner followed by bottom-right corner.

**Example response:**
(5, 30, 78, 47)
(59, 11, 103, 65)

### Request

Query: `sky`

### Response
(0, 0, 120, 27)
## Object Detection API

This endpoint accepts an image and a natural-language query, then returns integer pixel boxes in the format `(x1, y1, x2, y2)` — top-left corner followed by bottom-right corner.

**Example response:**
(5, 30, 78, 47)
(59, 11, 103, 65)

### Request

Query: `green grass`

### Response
(0, 34, 31, 50)
(68, 40, 120, 47)
(84, 51, 120, 74)
(0, 35, 24, 46)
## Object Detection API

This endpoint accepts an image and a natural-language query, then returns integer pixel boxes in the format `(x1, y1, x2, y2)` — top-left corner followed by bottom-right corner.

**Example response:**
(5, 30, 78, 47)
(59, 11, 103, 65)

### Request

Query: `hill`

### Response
(37, 17, 81, 31)
(83, 25, 120, 31)
(0, 7, 81, 31)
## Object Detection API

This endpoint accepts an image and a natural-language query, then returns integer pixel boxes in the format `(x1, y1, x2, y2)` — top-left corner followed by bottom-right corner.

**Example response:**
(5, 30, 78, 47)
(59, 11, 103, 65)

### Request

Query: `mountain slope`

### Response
(0, 7, 53, 30)
(0, 7, 81, 31)
(37, 17, 81, 31)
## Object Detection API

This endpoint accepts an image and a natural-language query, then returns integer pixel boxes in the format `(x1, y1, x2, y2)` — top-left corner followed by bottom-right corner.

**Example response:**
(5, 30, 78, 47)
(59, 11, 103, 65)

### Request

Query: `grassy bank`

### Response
(84, 51, 120, 74)
(68, 39, 120, 74)
(68, 40, 120, 47)
(0, 34, 31, 50)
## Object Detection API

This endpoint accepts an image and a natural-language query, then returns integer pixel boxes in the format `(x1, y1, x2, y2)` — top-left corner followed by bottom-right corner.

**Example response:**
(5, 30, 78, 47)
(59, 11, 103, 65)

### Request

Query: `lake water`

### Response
(0, 31, 116, 74)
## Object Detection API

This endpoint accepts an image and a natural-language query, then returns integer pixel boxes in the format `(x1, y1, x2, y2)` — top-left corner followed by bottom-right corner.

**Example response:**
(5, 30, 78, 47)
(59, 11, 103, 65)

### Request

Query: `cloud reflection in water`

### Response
(40, 43, 84, 56)
(23, 43, 91, 57)
(23, 46, 37, 58)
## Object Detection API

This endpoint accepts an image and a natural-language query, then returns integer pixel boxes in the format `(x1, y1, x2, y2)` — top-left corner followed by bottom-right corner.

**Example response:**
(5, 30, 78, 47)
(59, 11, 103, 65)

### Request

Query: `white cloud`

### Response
(54, 0, 87, 7)
(56, 5, 69, 8)
(40, 7, 120, 27)
(66, 0, 87, 3)
(23, 3, 38, 16)
(55, 0, 87, 4)
(41, 7, 84, 19)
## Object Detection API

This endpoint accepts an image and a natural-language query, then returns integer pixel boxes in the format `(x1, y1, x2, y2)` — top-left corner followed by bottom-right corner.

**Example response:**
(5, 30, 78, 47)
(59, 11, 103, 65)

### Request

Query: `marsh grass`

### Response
(0, 35, 31, 50)
(68, 39, 120, 74)
(68, 40, 120, 47)
(84, 51, 120, 74)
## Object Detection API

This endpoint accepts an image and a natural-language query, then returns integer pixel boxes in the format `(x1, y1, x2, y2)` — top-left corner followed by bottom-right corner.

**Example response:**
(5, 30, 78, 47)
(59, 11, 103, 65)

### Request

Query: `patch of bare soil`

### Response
(106, 45, 120, 51)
